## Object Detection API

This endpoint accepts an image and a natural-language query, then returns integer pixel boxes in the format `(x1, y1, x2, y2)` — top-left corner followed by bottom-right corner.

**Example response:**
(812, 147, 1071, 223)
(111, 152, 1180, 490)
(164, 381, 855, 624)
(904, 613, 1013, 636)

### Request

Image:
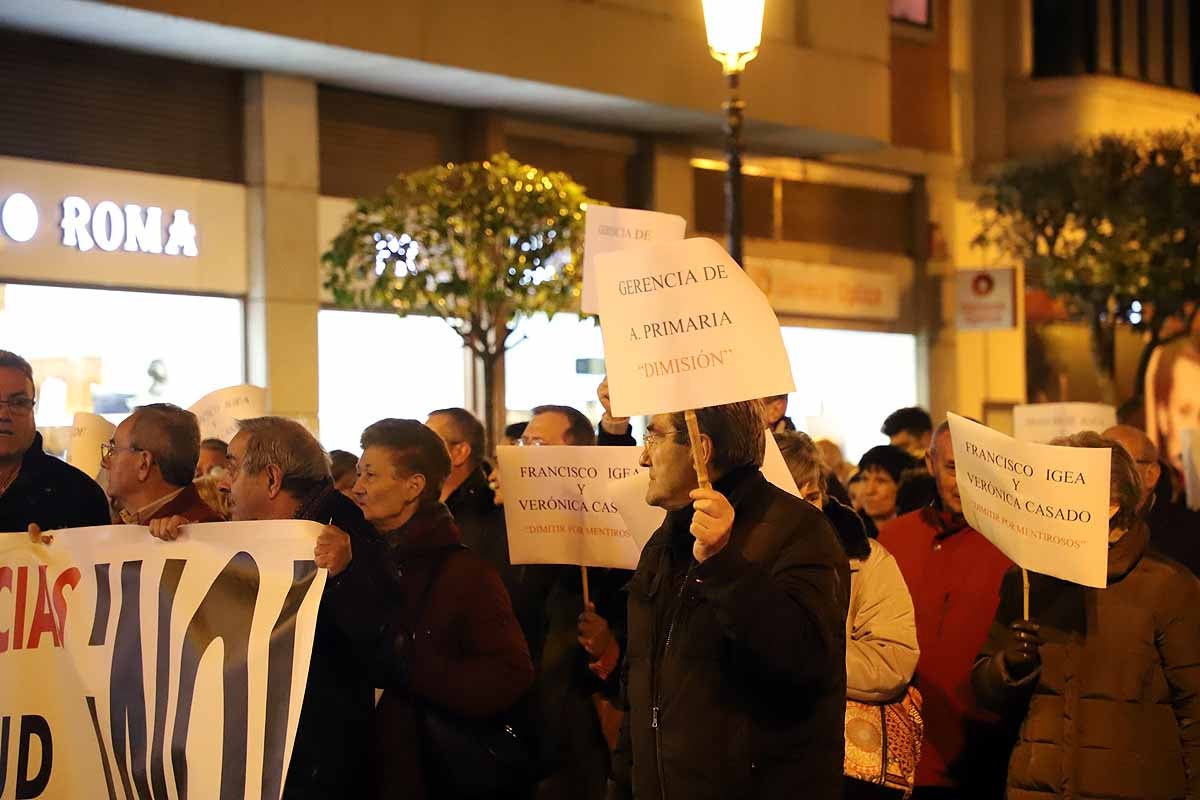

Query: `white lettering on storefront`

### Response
(1, 193, 197, 257)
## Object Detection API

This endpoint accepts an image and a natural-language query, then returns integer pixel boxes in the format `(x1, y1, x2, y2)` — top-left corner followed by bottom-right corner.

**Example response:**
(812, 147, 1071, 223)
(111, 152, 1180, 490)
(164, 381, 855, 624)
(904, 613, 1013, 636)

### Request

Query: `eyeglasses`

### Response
(0, 397, 35, 417)
(642, 429, 681, 448)
(100, 441, 144, 462)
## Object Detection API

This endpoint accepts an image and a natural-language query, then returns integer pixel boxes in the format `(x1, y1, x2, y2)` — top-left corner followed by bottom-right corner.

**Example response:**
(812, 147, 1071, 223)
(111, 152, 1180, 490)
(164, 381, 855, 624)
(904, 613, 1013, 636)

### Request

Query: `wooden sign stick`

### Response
(684, 409, 712, 490)
(1022, 568, 1031, 621)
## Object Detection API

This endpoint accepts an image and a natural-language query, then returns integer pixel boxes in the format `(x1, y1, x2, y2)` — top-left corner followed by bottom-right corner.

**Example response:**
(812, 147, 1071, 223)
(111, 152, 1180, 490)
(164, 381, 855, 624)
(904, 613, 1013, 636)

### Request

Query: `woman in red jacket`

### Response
(351, 418, 535, 799)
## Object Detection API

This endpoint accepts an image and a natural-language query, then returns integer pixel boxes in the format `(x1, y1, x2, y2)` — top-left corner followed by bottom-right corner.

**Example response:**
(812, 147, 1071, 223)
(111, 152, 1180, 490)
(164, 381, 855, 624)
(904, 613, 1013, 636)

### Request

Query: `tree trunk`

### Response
(480, 349, 507, 456)
(1087, 302, 1117, 404)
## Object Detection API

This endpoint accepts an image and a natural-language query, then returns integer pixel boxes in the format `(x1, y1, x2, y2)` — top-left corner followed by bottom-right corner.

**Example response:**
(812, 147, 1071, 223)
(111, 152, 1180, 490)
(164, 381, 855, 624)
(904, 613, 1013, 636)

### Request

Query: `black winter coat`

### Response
(0, 433, 110, 532)
(283, 484, 391, 800)
(973, 522, 1200, 800)
(611, 467, 850, 800)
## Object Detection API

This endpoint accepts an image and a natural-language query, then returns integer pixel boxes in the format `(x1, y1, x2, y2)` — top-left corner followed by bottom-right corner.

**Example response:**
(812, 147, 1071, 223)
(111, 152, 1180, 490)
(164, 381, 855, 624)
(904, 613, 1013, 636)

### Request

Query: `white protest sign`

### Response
(189, 384, 267, 442)
(497, 446, 647, 569)
(67, 412, 116, 479)
(1182, 429, 1200, 511)
(582, 205, 686, 315)
(762, 432, 802, 499)
(1012, 402, 1116, 443)
(0, 520, 326, 799)
(598, 237, 795, 417)
(949, 413, 1111, 587)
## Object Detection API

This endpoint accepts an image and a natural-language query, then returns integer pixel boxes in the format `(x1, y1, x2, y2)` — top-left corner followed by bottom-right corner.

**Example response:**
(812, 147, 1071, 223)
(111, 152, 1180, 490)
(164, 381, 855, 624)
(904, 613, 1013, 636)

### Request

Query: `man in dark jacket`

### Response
(150, 416, 391, 800)
(973, 432, 1200, 800)
(610, 400, 849, 800)
(0, 349, 110, 533)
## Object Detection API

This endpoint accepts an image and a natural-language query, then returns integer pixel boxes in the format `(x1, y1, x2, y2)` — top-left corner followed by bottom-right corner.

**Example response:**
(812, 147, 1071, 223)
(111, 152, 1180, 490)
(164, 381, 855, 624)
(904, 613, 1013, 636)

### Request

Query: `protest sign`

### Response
(597, 237, 795, 418)
(497, 446, 647, 569)
(66, 412, 116, 479)
(189, 385, 267, 442)
(582, 205, 686, 315)
(0, 520, 325, 800)
(1182, 429, 1199, 511)
(1012, 402, 1116, 443)
(949, 413, 1111, 588)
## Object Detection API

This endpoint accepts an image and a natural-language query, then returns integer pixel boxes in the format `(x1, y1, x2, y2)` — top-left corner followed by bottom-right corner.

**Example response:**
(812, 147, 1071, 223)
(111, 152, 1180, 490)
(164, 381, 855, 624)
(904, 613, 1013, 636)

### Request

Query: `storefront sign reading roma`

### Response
(0, 191, 198, 257)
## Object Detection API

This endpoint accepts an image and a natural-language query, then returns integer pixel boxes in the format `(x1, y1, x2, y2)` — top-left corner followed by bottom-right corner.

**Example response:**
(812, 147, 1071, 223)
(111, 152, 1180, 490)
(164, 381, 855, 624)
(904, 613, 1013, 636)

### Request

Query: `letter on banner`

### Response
(189, 384, 267, 442)
(597, 238, 795, 417)
(581, 205, 686, 315)
(0, 520, 325, 798)
(1012, 402, 1116, 443)
(948, 412, 1111, 587)
(67, 412, 116, 480)
(497, 446, 649, 569)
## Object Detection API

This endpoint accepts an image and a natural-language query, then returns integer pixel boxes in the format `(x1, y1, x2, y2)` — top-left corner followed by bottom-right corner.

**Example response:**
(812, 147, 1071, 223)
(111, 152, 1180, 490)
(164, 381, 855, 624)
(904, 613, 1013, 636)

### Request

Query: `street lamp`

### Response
(701, 0, 765, 267)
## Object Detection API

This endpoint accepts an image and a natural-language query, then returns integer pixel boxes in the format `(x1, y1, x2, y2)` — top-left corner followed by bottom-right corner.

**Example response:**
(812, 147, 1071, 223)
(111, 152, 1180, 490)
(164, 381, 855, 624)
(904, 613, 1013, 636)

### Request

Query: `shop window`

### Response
(781, 180, 913, 255)
(504, 313, 609, 426)
(505, 137, 633, 207)
(778, 325, 918, 462)
(692, 168, 775, 239)
(0, 283, 243, 446)
(317, 310, 467, 452)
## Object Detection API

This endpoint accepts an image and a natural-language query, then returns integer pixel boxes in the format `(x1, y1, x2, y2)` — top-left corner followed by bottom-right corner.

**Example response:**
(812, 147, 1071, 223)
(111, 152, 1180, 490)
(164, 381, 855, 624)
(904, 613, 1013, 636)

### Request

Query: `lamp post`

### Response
(701, 0, 765, 268)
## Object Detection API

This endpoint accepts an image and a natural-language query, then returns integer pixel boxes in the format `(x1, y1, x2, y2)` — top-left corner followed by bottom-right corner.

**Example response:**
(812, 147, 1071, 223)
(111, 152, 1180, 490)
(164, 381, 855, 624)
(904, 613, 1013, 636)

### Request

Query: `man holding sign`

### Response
(973, 432, 1200, 800)
(610, 400, 849, 800)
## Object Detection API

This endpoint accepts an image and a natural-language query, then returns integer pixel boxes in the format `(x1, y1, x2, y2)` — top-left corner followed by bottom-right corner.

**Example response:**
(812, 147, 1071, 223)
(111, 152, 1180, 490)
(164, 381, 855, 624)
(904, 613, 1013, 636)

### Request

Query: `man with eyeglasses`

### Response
(609, 400, 849, 800)
(102, 403, 224, 525)
(0, 350, 110, 534)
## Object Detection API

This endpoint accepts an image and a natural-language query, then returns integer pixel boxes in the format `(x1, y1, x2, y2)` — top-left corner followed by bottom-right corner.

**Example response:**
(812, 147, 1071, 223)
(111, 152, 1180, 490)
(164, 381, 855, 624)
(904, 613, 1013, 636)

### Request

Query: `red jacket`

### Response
(878, 506, 1013, 791)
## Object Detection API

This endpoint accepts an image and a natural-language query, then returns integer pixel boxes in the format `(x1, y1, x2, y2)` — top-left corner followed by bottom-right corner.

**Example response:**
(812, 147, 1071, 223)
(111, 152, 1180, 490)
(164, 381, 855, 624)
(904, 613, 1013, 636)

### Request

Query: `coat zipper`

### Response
(651, 560, 694, 800)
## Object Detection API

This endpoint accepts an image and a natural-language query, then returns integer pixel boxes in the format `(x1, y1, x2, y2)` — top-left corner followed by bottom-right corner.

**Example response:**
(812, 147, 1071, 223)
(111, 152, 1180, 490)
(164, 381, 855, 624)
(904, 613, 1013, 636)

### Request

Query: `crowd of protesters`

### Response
(2, 344, 1199, 800)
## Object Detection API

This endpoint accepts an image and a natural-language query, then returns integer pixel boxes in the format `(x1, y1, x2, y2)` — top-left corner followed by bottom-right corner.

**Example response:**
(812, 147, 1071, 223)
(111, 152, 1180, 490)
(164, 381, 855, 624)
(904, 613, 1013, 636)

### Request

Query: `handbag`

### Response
(843, 685, 924, 797)
(410, 545, 536, 798)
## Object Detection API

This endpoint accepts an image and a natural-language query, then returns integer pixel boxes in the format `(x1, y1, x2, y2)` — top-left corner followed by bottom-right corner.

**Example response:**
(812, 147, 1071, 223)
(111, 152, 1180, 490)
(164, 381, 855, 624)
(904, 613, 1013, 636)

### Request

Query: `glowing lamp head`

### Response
(702, 0, 766, 75)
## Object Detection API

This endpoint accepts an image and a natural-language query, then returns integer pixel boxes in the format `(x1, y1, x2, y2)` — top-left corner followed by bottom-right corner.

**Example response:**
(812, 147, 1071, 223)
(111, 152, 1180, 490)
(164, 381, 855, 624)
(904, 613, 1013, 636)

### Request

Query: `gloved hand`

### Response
(1001, 619, 1042, 680)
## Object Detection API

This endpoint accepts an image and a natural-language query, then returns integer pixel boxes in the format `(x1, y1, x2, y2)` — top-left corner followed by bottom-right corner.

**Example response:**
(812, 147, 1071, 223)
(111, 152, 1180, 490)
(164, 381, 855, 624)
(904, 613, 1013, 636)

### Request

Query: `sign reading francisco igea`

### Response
(0, 191, 198, 257)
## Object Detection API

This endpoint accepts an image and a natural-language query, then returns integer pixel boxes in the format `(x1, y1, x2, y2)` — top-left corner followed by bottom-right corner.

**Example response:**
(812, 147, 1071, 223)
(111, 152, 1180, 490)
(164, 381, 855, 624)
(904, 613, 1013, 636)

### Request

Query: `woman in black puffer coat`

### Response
(972, 432, 1200, 800)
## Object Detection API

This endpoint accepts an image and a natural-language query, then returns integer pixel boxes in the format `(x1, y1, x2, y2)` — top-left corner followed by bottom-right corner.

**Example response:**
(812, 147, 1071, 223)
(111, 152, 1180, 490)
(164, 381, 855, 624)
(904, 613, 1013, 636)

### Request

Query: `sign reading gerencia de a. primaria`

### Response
(0, 191, 198, 256)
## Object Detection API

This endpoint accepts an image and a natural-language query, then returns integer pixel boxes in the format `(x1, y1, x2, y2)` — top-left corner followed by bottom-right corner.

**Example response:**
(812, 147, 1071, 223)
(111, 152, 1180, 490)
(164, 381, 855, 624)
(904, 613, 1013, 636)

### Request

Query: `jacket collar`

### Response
(382, 501, 462, 558)
(445, 466, 496, 516)
(920, 500, 972, 539)
(293, 479, 337, 521)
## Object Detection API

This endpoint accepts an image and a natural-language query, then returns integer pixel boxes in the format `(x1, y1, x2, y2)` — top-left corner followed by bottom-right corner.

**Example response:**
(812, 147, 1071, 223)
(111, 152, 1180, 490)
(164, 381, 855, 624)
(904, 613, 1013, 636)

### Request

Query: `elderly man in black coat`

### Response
(609, 399, 850, 800)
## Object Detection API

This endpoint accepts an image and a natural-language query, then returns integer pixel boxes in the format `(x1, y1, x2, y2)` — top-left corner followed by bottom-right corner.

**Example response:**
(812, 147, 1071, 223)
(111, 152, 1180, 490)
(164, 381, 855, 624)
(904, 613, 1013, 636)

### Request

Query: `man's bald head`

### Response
(1103, 424, 1160, 507)
(1104, 425, 1156, 461)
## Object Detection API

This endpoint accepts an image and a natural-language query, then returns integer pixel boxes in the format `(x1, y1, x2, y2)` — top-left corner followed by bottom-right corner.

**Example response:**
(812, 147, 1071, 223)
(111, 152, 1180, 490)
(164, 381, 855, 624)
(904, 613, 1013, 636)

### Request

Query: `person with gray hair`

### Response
(150, 415, 392, 800)
(1, 349, 109, 535)
(102, 402, 223, 524)
(611, 400, 850, 799)
(974, 431, 1200, 800)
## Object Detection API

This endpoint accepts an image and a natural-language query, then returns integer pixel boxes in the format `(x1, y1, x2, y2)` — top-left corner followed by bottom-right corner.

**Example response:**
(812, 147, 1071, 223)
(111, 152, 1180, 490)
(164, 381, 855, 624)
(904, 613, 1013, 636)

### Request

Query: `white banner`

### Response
(497, 447, 648, 569)
(0, 521, 326, 799)
(598, 238, 795, 417)
(189, 385, 267, 443)
(67, 412, 116, 480)
(582, 205, 686, 315)
(1012, 402, 1117, 443)
(949, 413, 1111, 587)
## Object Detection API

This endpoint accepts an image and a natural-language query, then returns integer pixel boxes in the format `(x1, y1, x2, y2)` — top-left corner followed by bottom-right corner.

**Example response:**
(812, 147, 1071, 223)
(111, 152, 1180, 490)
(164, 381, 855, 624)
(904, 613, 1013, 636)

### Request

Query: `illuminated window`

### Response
(0, 283, 244, 450)
(779, 325, 918, 462)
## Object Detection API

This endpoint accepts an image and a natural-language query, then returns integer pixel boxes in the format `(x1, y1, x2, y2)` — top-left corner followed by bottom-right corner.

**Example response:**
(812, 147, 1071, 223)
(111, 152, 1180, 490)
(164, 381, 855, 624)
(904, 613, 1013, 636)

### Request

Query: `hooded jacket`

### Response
(610, 466, 850, 800)
(973, 522, 1200, 800)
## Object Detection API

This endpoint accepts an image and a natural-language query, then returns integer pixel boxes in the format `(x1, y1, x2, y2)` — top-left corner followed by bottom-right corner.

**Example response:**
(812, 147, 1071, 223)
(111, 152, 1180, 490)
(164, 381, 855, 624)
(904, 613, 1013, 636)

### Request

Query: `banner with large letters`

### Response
(0, 520, 326, 800)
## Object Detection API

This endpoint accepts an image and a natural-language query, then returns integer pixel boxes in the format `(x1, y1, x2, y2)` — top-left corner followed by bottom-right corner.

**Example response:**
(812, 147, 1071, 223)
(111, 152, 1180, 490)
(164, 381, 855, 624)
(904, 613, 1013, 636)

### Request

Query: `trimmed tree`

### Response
(973, 124, 1200, 402)
(323, 153, 594, 449)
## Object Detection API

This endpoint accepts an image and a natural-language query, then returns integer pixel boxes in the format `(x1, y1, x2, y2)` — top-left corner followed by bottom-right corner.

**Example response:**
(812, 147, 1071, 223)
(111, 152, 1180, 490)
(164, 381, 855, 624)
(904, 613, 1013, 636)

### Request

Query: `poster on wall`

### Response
(0, 520, 326, 800)
(949, 413, 1111, 587)
(954, 268, 1016, 330)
